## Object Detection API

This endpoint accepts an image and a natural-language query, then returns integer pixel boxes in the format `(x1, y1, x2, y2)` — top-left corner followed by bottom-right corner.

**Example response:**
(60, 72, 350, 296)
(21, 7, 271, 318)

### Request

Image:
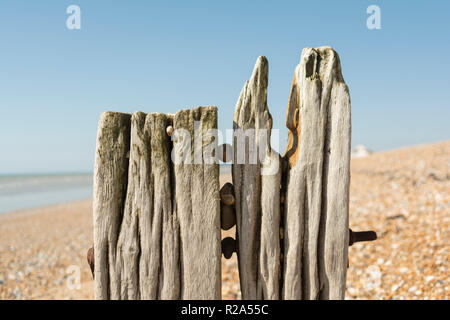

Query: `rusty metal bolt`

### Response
(218, 144, 233, 163)
(220, 183, 236, 230)
(221, 237, 236, 259)
(221, 203, 236, 230)
(349, 229, 377, 246)
(87, 246, 95, 279)
(220, 182, 235, 206)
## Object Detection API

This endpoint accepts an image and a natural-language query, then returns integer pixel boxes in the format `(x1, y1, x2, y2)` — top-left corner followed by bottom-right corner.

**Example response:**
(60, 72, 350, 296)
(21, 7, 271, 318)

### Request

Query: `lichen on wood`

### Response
(93, 107, 220, 300)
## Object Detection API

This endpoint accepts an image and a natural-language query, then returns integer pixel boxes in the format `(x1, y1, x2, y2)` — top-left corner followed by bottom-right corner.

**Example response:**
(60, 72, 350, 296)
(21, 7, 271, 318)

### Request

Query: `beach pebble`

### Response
(16, 271, 24, 281)
(24, 266, 33, 276)
(391, 282, 402, 293)
(347, 287, 357, 296)
(399, 267, 409, 274)
(13, 288, 24, 299)
(408, 286, 418, 293)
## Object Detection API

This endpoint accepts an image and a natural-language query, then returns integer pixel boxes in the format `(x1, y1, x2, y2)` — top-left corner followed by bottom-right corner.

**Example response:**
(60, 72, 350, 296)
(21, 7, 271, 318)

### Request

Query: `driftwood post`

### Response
(232, 56, 282, 300)
(93, 107, 221, 300)
(233, 47, 351, 300)
(92, 47, 354, 300)
(282, 47, 351, 300)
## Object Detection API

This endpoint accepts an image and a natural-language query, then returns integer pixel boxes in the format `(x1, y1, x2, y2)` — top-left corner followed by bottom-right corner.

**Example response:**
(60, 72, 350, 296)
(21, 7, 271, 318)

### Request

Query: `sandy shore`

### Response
(0, 200, 94, 299)
(346, 140, 449, 299)
(0, 141, 448, 299)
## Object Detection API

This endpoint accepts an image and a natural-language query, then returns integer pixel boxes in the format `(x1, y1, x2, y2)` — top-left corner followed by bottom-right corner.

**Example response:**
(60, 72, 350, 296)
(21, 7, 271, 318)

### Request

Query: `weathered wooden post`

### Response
(91, 47, 373, 300)
(282, 47, 351, 300)
(232, 56, 282, 300)
(232, 47, 352, 300)
(93, 107, 221, 300)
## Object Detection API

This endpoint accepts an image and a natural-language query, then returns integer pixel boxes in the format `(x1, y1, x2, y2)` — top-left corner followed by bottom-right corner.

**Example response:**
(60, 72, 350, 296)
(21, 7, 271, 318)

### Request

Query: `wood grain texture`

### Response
(233, 56, 281, 300)
(115, 112, 149, 300)
(93, 49, 350, 300)
(259, 151, 282, 300)
(149, 113, 180, 300)
(282, 47, 351, 300)
(318, 51, 351, 299)
(94, 107, 220, 300)
(173, 106, 221, 300)
(93, 112, 131, 300)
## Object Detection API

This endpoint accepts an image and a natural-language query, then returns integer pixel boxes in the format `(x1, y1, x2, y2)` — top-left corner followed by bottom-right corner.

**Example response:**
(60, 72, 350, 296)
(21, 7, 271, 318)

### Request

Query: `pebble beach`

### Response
(0, 141, 448, 300)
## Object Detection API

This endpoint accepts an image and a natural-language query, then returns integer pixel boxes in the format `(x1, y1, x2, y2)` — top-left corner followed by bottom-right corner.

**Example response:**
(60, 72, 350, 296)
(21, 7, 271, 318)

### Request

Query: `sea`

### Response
(0, 173, 93, 214)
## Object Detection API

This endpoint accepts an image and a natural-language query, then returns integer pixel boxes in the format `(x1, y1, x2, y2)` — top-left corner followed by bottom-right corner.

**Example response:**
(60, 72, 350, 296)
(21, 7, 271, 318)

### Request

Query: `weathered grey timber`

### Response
(93, 47, 351, 300)
(232, 56, 282, 300)
(93, 107, 221, 300)
(173, 107, 221, 300)
(317, 49, 351, 300)
(93, 112, 131, 300)
(259, 150, 282, 300)
(282, 47, 351, 300)
(233, 47, 351, 300)
(151, 113, 180, 300)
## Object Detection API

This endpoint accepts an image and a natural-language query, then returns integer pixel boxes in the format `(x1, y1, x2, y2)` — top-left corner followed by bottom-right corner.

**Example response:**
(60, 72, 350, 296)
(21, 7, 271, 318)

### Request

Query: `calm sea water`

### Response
(0, 173, 93, 214)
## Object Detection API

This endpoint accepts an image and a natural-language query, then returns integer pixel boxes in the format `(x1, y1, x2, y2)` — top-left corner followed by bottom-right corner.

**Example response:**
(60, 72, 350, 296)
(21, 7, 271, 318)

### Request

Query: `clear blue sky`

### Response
(0, 0, 449, 174)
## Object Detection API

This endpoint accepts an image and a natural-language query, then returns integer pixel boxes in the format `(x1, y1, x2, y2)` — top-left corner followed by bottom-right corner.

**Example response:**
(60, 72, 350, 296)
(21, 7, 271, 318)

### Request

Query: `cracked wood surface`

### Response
(93, 47, 350, 300)
(234, 47, 351, 300)
(93, 107, 220, 300)
(282, 47, 351, 300)
(233, 56, 282, 300)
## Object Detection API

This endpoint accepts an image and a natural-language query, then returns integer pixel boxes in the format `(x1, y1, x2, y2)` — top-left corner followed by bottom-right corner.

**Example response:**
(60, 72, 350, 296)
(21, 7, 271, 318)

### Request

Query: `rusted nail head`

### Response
(220, 183, 235, 206)
(221, 203, 236, 230)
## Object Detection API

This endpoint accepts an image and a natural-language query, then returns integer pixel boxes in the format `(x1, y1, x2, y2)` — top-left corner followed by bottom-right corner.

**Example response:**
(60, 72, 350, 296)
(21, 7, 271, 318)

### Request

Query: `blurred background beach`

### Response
(0, 0, 449, 300)
(1, 141, 448, 299)
(0, 173, 92, 214)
